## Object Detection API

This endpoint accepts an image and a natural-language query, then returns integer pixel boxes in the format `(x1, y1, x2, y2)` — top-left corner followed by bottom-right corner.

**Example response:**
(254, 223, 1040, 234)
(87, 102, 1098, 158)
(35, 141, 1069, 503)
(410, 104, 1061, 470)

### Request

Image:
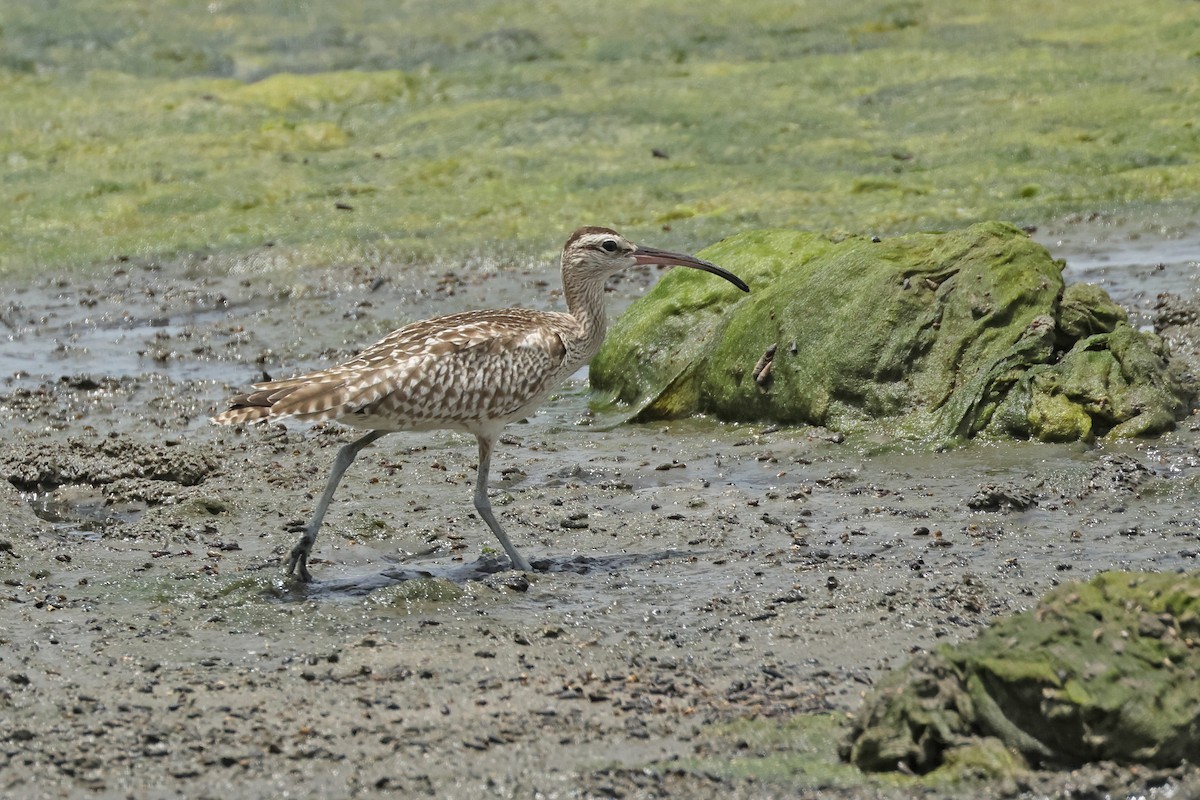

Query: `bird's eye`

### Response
(601, 239, 619, 253)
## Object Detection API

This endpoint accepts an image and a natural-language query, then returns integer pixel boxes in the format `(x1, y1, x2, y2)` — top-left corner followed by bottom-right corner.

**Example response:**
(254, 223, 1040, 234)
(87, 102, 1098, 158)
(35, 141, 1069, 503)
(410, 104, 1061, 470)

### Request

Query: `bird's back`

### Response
(214, 308, 584, 434)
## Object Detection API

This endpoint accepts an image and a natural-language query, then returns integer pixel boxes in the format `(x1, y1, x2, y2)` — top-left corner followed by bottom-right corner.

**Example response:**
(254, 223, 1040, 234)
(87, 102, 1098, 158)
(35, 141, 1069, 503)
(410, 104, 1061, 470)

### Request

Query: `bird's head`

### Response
(560, 226, 749, 293)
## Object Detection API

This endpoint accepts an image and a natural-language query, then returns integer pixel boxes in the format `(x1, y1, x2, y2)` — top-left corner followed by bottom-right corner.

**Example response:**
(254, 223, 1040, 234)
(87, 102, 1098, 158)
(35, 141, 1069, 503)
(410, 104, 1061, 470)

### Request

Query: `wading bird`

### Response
(213, 227, 748, 580)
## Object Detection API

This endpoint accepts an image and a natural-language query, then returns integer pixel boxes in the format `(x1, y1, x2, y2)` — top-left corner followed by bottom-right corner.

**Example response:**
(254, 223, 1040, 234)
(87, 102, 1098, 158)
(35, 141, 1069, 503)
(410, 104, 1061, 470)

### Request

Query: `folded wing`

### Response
(214, 309, 570, 431)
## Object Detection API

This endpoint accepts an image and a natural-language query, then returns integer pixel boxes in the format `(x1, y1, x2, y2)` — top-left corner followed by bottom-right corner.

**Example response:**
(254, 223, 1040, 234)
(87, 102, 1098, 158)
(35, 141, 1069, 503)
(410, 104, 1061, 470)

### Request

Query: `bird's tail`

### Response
(212, 376, 349, 426)
(211, 403, 275, 425)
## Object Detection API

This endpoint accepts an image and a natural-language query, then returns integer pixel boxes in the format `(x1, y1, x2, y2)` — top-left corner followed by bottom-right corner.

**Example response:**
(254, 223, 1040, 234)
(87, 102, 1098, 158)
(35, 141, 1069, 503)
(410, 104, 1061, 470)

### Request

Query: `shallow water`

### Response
(1034, 216, 1200, 326)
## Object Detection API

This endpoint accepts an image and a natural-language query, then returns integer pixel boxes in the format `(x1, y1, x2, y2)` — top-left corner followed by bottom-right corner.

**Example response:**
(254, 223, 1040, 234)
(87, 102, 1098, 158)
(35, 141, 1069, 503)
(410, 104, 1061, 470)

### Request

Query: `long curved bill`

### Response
(633, 245, 750, 293)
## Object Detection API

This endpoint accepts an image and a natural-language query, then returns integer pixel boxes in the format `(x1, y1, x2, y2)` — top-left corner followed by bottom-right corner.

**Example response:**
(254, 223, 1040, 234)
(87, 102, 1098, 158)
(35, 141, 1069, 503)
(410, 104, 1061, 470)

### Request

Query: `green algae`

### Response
(591, 222, 1190, 444)
(668, 712, 1016, 794)
(843, 571, 1200, 773)
(227, 70, 416, 114)
(365, 577, 470, 611)
(2, 0, 1199, 277)
(83, 569, 286, 629)
(679, 715, 896, 788)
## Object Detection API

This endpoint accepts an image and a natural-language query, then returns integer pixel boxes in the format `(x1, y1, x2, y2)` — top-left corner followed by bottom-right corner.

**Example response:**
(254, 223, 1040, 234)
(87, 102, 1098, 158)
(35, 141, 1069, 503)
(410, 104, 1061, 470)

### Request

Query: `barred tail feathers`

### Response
(211, 371, 378, 426)
(211, 404, 275, 425)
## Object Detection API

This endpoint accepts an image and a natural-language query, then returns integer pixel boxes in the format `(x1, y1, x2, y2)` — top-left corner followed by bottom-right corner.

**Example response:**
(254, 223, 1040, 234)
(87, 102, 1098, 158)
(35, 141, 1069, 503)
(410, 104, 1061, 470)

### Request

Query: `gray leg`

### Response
(287, 429, 389, 581)
(473, 435, 532, 571)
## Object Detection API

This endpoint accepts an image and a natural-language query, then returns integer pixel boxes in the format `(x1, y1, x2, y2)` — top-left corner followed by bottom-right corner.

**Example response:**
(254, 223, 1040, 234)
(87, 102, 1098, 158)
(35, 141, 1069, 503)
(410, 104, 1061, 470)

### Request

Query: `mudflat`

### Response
(3, 216, 1199, 798)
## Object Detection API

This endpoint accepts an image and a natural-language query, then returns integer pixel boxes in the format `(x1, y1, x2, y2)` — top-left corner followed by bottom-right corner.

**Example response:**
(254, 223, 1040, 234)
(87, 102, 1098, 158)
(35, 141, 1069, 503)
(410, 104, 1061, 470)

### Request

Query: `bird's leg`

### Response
(287, 429, 389, 581)
(473, 435, 533, 571)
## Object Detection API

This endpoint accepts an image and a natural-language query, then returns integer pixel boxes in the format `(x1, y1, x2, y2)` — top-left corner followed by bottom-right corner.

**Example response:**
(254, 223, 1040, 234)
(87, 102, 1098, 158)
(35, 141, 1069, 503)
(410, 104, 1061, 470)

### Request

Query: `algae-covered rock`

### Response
(842, 571, 1200, 773)
(591, 222, 1191, 444)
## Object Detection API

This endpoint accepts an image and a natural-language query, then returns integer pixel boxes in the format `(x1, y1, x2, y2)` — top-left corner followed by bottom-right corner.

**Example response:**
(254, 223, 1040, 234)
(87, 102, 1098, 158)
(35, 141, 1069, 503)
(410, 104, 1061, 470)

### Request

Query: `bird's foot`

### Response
(286, 543, 313, 583)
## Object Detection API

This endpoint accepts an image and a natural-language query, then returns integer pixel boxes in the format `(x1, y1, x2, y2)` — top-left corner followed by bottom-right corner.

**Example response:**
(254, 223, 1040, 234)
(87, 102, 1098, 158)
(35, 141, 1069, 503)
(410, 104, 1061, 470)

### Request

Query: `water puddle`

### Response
(264, 549, 710, 606)
(24, 486, 147, 539)
(1035, 220, 1200, 326)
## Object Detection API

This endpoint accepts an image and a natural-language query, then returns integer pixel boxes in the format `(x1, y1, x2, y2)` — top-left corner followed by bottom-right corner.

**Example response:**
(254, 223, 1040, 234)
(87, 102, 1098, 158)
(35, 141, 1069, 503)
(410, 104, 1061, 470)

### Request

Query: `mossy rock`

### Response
(591, 222, 1192, 444)
(841, 571, 1200, 774)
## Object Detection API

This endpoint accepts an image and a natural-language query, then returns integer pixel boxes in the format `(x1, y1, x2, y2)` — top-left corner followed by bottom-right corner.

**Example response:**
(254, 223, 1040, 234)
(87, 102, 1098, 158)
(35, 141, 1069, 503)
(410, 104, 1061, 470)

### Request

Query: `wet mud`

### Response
(3, 218, 1200, 798)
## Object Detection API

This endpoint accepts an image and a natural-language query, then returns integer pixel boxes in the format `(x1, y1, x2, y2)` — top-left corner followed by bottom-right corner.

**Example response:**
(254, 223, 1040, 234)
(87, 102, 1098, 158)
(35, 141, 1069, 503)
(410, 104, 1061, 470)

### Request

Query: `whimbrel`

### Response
(213, 227, 749, 580)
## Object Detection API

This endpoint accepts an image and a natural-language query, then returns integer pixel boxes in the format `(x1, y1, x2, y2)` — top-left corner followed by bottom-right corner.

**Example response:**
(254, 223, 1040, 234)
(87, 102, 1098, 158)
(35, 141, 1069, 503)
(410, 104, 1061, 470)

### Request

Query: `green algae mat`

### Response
(2, 0, 1198, 277)
(842, 571, 1200, 774)
(591, 222, 1191, 444)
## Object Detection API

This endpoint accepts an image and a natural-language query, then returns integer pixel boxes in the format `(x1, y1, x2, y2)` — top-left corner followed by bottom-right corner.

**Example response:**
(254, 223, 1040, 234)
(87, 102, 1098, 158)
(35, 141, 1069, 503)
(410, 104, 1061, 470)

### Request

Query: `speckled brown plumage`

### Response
(212, 226, 748, 580)
(215, 308, 577, 434)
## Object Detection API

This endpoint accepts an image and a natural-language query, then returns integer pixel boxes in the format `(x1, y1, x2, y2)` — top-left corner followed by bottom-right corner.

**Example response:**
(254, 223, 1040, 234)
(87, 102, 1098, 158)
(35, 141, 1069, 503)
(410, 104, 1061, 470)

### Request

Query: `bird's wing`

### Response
(224, 309, 572, 427)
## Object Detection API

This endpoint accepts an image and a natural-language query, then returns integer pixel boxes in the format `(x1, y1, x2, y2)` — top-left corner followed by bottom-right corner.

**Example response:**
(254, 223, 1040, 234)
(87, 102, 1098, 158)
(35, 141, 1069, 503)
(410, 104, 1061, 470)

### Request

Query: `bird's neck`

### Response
(562, 274, 608, 356)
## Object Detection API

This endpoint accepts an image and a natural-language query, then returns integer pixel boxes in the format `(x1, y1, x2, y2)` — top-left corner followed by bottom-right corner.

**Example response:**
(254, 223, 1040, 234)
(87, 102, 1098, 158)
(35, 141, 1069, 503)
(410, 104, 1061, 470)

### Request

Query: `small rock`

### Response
(967, 483, 1035, 511)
